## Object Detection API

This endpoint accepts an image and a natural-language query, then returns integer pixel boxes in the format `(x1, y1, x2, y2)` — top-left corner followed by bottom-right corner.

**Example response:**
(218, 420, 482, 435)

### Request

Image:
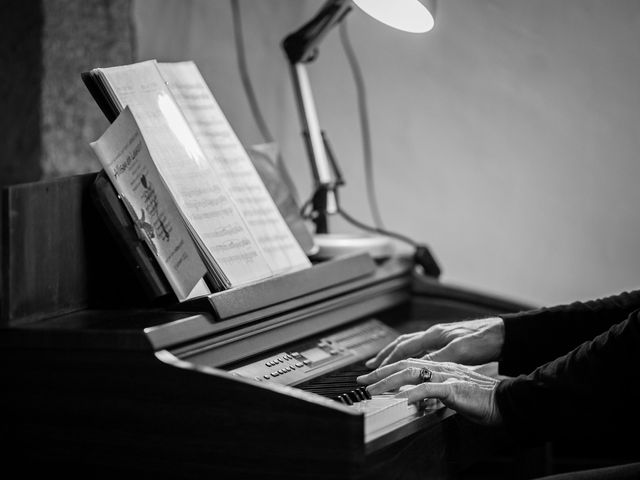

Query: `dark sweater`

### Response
(494, 290, 640, 444)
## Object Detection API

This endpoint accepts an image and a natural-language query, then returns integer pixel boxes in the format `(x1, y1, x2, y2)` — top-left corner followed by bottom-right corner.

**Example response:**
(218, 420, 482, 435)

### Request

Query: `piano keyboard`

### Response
(348, 393, 421, 440)
(297, 361, 422, 440)
(297, 361, 371, 402)
(227, 319, 430, 441)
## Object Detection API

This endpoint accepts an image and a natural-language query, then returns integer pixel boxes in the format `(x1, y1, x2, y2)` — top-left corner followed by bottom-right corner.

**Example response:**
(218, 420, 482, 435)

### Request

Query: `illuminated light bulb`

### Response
(352, 0, 435, 33)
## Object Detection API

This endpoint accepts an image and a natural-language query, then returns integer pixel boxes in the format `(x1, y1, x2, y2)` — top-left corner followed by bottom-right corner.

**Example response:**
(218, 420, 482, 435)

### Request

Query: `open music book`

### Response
(86, 60, 311, 299)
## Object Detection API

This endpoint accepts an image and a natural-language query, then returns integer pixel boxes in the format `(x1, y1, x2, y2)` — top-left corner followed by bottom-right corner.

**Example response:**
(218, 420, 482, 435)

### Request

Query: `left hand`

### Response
(356, 358, 504, 426)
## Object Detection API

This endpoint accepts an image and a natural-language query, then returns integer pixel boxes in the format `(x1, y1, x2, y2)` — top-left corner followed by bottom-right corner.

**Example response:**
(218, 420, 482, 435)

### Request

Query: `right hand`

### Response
(357, 358, 504, 426)
(365, 317, 505, 369)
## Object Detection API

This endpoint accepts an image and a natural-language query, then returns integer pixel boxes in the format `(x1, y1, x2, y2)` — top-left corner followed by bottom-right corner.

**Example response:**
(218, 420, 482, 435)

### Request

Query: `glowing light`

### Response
(352, 0, 435, 33)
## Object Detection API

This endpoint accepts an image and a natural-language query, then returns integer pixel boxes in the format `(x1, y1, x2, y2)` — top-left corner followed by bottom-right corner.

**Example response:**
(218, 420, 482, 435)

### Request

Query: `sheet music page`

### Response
(93, 60, 274, 287)
(90, 106, 208, 301)
(158, 61, 311, 274)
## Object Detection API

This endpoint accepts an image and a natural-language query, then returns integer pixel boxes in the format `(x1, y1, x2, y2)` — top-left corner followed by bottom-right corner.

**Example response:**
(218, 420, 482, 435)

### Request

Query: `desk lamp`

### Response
(282, 0, 439, 270)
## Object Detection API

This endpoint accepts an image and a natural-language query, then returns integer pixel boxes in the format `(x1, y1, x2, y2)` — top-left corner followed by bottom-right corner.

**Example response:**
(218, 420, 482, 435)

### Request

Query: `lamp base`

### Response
(312, 232, 394, 261)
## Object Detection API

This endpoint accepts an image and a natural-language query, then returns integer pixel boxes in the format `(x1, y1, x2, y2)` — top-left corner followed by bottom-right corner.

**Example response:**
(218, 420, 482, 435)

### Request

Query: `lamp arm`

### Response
(281, 0, 354, 234)
(289, 63, 338, 233)
(282, 0, 352, 64)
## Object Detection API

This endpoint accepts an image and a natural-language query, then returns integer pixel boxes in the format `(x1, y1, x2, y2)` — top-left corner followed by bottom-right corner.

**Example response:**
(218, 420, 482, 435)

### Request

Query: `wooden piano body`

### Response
(0, 174, 533, 479)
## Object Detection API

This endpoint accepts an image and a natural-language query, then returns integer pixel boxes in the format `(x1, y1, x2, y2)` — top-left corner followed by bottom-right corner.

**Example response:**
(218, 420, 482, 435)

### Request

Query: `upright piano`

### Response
(0, 174, 534, 479)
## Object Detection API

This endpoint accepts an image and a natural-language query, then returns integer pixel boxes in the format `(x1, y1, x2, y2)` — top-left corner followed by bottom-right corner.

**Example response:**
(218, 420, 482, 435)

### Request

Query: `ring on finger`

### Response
(419, 367, 433, 383)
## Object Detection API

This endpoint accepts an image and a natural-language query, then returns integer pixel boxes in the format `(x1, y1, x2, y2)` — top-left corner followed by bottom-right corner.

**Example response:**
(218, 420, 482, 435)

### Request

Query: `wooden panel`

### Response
(1, 174, 89, 324)
(0, 173, 147, 326)
(0, 337, 514, 479)
(0, 346, 365, 479)
(0, 280, 539, 478)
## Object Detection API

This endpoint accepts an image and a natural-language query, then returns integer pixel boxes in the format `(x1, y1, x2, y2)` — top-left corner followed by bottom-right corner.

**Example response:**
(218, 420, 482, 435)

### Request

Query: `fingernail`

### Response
(365, 359, 375, 368)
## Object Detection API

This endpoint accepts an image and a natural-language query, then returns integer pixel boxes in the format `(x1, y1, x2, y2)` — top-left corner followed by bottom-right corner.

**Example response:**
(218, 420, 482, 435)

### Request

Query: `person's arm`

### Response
(366, 290, 640, 372)
(495, 308, 640, 445)
(500, 290, 640, 376)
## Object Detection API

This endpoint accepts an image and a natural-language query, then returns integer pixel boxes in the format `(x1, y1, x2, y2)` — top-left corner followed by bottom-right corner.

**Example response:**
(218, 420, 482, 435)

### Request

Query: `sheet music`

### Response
(93, 61, 273, 287)
(90, 106, 208, 301)
(158, 61, 311, 274)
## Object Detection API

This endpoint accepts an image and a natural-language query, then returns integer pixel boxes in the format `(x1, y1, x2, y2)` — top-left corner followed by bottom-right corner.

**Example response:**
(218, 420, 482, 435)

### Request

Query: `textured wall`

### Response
(41, 0, 135, 178)
(134, 0, 640, 307)
(0, 0, 43, 186)
(0, 0, 135, 186)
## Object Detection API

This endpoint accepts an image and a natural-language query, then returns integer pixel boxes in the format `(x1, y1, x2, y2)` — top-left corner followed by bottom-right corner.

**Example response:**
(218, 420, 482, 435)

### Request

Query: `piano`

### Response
(0, 174, 534, 479)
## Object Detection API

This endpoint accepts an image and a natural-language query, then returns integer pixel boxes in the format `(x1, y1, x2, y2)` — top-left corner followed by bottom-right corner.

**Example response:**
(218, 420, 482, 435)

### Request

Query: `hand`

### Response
(365, 317, 505, 369)
(357, 358, 503, 426)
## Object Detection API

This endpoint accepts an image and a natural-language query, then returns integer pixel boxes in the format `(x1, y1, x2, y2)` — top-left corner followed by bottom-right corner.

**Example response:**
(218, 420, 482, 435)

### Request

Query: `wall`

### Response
(0, 0, 134, 187)
(134, 0, 640, 307)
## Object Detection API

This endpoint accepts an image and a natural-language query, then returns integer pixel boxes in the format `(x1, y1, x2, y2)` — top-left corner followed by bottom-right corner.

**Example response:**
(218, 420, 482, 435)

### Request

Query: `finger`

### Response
(426, 333, 493, 365)
(428, 361, 497, 386)
(407, 358, 461, 375)
(377, 326, 451, 368)
(395, 382, 453, 404)
(367, 324, 450, 369)
(423, 336, 474, 363)
(365, 337, 405, 369)
(357, 359, 415, 385)
(432, 360, 497, 384)
(360, 358, 480, 387)
(398, 380, 501, 425)
(366, 367, 443, 395)
(365, 334, 418, 369)
(406, 360, 495, 387)
(377, 334, 432, 368)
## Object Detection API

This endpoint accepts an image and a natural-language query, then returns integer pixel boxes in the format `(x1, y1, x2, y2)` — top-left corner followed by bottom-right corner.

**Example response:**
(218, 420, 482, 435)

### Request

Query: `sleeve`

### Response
(494, 309, 640, 445)
(499, 289, 640, 376)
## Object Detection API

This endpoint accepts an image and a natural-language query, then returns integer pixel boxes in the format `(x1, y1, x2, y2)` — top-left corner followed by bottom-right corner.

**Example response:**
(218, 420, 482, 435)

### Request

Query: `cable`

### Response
(300, 182, 441, 277)
(336, 20, 441, 277)
(230, 0, 274, 144)
(336, 199, 441, 278)
(339, 18, 385, 230)
(229, 2, 440, 278)
(337, 206, 417, 247)
(300, 185, 416, 248)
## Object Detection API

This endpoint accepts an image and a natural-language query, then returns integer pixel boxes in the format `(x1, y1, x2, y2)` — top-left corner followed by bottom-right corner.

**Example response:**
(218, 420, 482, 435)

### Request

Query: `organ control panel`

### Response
(228, 318, 397, 388)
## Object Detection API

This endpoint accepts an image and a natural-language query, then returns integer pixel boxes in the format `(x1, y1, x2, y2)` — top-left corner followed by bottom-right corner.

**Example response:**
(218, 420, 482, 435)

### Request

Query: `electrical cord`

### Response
(338, 18, 385, 230)
(336, 199, 441, 278)
(229, 1, 441, 277)
(337, 19, 441, 277)
(230, 0, 274, 144)
(338, 205, 417, 247)
(300, 183, 440, 277)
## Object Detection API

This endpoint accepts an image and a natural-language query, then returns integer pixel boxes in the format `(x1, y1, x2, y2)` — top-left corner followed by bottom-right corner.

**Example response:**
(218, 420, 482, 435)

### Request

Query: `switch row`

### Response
(265, 355, 291, 367)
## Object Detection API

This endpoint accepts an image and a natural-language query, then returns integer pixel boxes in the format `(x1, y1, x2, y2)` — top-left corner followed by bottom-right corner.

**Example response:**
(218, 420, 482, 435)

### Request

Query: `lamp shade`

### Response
(352, 0, 435, 33)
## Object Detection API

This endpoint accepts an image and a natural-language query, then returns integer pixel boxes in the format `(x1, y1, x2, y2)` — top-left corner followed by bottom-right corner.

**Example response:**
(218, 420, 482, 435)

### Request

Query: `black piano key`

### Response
(297, 361, 374, 404)
(360, 387, 371, 400)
